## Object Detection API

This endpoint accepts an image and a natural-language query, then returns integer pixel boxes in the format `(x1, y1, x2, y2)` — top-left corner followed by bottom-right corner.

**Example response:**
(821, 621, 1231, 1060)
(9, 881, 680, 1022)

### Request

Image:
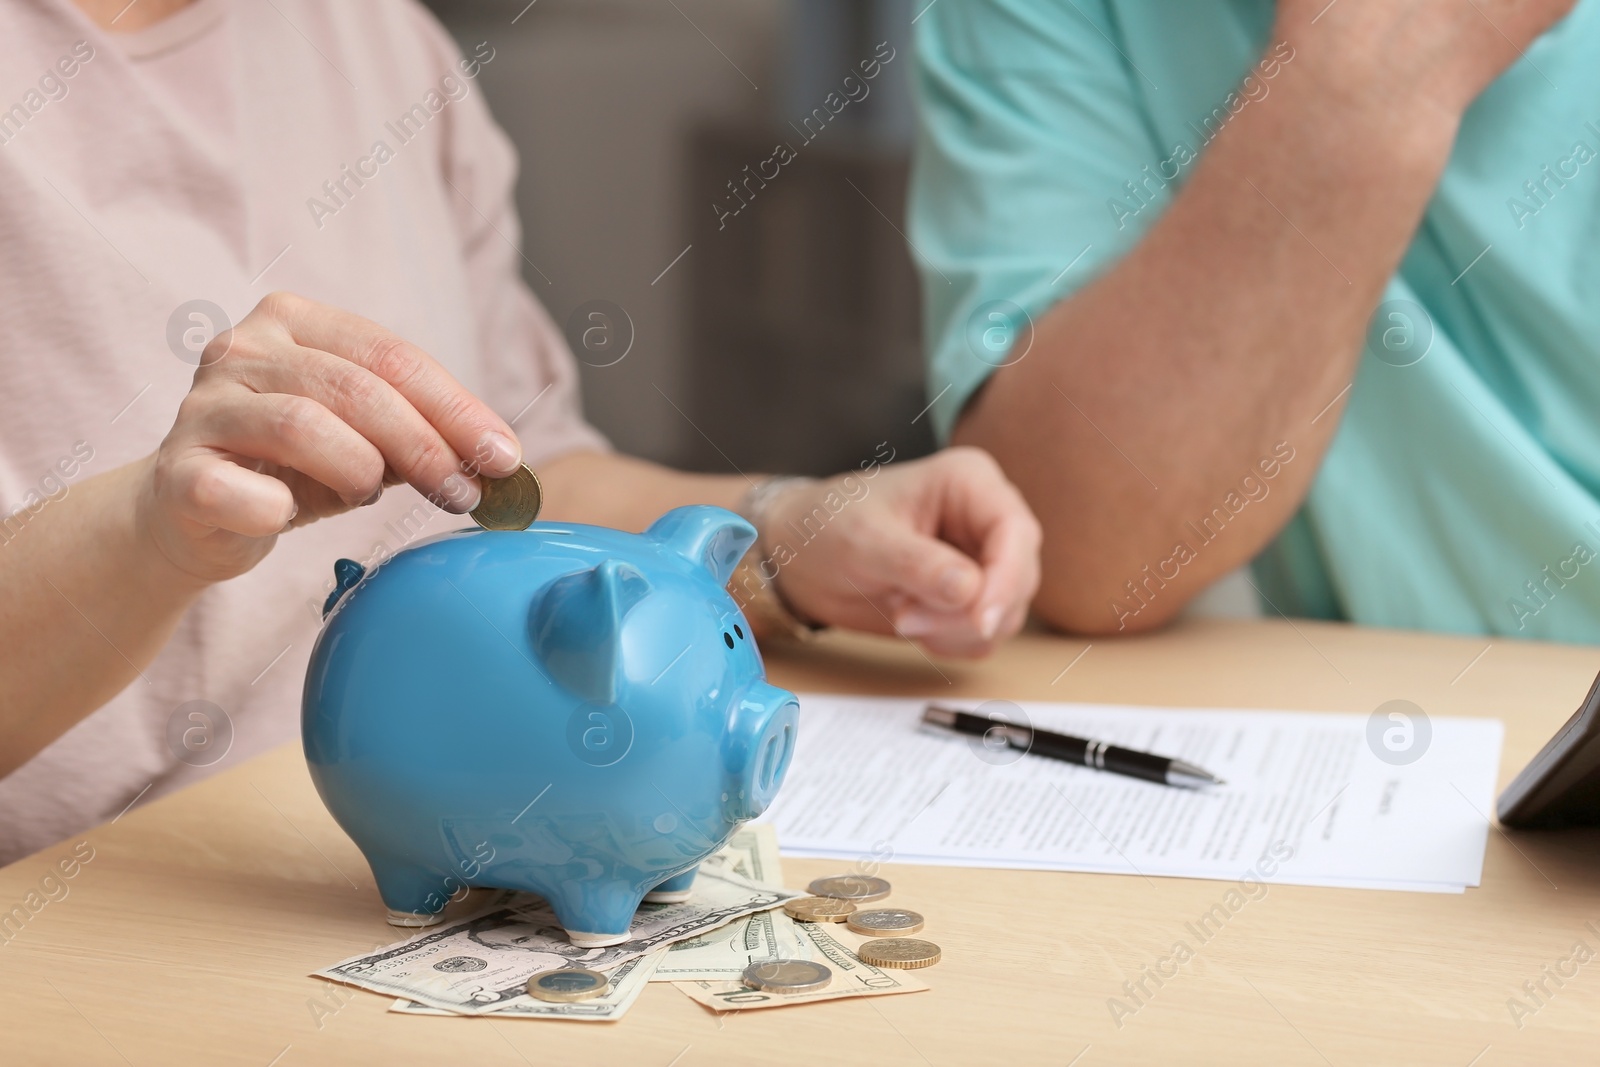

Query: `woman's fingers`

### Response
(764, 447, 1041, 658)
(969, 504, 1043, 635)
(236, 346, 480, 511)
(896, 594, 1031, 656)
(260, 292, 522, 479)
(187, 390, 386, 508)
(907, 448, 1042, 634)
(165, 453, 297, 538)
(145, 291, 530, 585)
(858, 520, 987, 619)
(855, 449, 1039, 644)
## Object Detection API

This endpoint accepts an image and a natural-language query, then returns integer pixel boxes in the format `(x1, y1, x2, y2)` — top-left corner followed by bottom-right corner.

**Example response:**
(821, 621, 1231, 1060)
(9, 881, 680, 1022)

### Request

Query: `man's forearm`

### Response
(954, 35, 1463, 633)
(0, 458, 207, 775)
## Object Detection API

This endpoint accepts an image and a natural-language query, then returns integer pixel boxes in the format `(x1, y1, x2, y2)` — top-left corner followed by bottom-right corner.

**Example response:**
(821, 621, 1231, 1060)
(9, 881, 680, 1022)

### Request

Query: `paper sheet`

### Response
(757, 694, 1504, 894)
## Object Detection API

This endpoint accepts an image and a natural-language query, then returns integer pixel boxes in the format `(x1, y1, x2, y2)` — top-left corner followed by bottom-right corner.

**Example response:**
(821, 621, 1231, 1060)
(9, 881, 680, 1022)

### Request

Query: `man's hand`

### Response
(140, 292, 524, 583)
(761, 447, 1041, 658)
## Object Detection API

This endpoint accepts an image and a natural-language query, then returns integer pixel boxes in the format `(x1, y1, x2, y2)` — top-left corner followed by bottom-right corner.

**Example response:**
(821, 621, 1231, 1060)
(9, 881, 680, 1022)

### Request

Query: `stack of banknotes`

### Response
(312, 825, 929, 1021)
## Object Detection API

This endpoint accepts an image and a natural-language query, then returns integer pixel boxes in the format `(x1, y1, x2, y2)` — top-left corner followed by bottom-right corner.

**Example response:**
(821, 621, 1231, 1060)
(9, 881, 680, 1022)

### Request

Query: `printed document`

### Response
(758, 694, 1504, 893)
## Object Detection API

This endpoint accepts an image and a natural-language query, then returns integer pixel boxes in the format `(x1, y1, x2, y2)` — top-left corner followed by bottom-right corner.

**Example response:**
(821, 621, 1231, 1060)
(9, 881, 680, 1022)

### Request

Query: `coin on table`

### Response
(741, 959, 833, 994)
(782, 896, 858, 923)
(857, 938, 941, 969)
(470, 463, 543, 531)
(846, 908, 925, 937)
(806, 875, 890, 902)
(526, 967, 610, 1002)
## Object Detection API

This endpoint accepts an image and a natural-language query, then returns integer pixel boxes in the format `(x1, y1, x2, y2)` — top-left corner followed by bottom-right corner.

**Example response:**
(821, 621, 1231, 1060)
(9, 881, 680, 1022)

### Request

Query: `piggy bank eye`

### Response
(733, 624, 744, 641)
(723, 632, 734, 649)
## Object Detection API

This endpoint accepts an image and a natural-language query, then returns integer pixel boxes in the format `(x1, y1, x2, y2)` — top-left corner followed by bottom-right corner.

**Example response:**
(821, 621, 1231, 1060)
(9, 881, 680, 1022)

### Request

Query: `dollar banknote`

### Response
(654, 823, 808, 981)
(699, 823, 783, 885)
(652, 899, 813, 983)
(313, 866, 799, 1015)
(389, 950, 665, 1021)
(672, 921, 928, 1011)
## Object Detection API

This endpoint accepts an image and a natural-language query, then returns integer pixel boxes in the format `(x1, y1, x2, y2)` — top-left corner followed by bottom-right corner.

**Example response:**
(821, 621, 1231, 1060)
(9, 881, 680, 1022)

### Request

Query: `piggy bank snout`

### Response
(723, 683, 798, 821)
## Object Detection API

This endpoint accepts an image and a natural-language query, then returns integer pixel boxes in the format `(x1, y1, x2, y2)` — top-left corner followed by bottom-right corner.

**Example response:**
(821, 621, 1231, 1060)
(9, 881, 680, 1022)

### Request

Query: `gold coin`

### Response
(741, 959, 832, 994)
(470, 463, 543, 531)
(782, 896, 857, 923)
(846, 908, 925, 937)
(526, 967, 609, 1002)
(806, 875, 890, 902)
(857, 938, 941, 969)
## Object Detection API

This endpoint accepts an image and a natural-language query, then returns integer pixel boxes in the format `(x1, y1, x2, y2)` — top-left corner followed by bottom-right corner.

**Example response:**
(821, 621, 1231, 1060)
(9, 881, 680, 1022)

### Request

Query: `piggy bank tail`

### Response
(322, 558, 367, 618)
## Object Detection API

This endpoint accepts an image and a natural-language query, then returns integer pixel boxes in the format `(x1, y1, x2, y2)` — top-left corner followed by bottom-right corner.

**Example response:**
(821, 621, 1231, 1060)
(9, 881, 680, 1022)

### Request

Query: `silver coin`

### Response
(807, 875, 890, 902)
(526, 967, 610, 1002)
(846, 908, 925, 937)
(741, 959, 833, 994)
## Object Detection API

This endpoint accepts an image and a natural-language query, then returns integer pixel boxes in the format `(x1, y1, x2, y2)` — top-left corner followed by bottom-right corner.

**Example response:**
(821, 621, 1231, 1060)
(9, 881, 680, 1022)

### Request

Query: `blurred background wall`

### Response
(423, 0, 934, 475)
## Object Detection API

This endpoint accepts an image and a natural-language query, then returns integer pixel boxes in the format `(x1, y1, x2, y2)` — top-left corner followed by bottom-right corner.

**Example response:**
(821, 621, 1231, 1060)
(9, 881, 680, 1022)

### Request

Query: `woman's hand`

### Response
(140, 292, 523, 583)
(761, 447, 1041, 658)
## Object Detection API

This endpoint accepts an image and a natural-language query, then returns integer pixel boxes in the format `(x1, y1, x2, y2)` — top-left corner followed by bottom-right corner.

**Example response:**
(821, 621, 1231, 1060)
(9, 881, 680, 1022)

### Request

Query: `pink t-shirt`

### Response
(0, 0, 608, 863)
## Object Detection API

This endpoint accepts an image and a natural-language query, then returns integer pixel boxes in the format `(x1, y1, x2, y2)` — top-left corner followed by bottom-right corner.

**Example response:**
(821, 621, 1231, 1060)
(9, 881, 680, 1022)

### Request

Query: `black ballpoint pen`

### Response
(921, 704, 1226, 789)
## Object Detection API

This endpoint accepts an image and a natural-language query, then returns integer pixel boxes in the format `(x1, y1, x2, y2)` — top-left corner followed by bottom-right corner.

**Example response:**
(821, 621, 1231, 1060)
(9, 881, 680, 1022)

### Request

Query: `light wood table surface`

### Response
(5, 618, 1600, 1066)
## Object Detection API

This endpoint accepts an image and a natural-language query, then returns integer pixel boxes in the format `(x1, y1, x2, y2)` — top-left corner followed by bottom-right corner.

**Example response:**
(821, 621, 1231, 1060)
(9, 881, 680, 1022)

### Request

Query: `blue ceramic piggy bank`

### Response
(302, 506, 799, 947)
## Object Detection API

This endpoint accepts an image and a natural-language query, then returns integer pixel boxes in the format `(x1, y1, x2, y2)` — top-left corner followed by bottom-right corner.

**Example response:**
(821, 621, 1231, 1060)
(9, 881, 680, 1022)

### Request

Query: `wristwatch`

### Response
(731, 475, 825, 642)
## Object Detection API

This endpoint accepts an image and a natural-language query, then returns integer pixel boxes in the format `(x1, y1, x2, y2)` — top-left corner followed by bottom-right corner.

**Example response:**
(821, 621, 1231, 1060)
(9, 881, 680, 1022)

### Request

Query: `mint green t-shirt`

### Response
(909, 0, 1600, 640)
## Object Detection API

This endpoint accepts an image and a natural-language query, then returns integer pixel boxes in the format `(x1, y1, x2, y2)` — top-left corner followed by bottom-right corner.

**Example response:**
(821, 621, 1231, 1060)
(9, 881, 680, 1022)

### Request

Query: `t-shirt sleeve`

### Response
(413, 17, 611, 466)
(908, 0, 1166, 442)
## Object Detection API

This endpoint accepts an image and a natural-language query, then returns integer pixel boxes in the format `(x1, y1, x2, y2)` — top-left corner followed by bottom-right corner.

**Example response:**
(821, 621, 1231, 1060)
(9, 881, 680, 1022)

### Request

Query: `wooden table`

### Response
(5, 618, 1600, 1066)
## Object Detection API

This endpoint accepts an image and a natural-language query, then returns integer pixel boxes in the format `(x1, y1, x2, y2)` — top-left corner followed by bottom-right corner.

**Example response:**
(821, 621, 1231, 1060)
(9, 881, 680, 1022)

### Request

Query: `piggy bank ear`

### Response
(645, 506, 757, 585)
(530, 560, 652, 705)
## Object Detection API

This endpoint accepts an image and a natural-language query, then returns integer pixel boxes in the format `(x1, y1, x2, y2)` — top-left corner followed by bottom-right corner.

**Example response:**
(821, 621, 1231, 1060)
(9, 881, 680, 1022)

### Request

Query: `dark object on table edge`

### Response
(1499, 669, 1600, 828)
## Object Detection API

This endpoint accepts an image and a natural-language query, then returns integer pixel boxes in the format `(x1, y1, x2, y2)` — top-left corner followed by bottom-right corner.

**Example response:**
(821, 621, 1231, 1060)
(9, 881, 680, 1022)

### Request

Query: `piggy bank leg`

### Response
(369, 856, 450, 928)
(642, 865, 698, 904)
(548, 879, 645, 948)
